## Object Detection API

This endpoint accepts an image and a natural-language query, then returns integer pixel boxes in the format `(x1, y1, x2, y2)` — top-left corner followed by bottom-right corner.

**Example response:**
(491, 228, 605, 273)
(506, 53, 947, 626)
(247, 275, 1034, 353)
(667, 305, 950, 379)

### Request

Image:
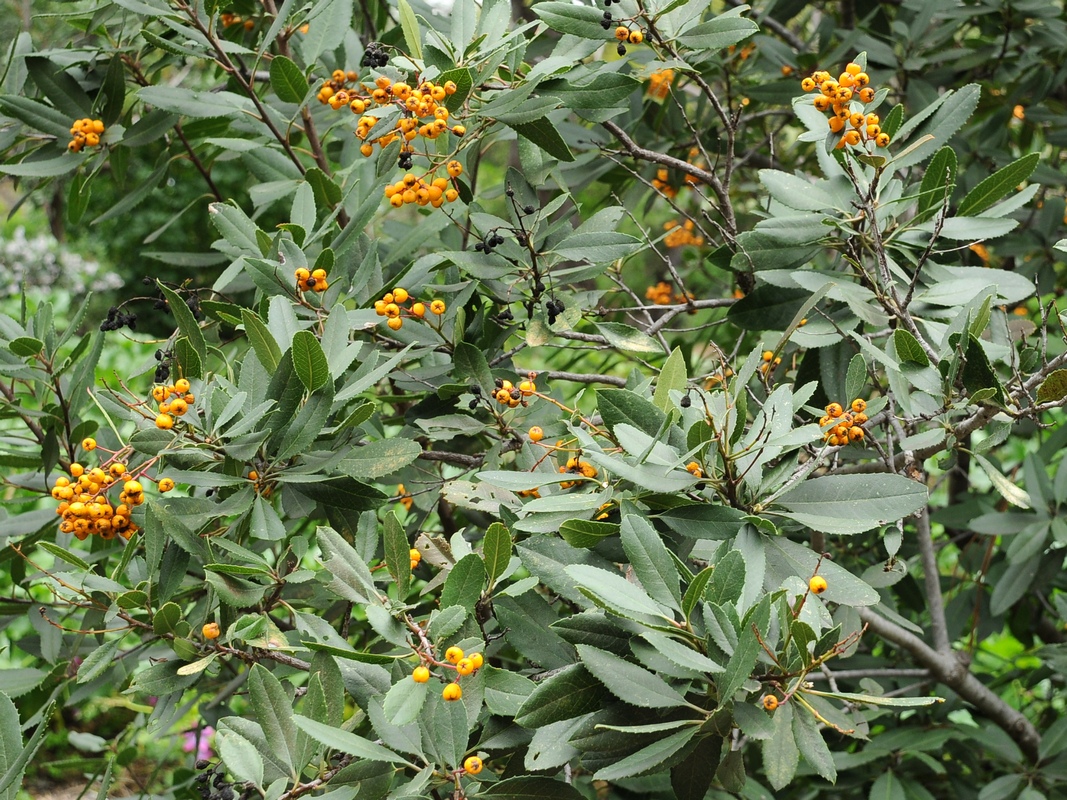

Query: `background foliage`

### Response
(1, 1, 1067, 799)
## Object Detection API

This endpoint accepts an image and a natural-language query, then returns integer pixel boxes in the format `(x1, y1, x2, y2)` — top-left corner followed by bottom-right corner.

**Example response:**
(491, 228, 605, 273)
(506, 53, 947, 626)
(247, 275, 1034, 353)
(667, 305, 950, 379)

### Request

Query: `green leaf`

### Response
(483, 522, 512, 586)
(803, 689, 943, 708)
(0, 94, 75, 139)
(215, 729, 264, 789)
(566, 564, 672, 620)
(792, 704, 835, 783)
(439, 67, 473, 114)
(727, 286, 811, 331)
(594, 322, 662, 354)
(292, 716, 406, 763)
(507, 117, 575, 162)
(845, 354, 866, 406)
(138, 85, 252, 119)
(577, 644, 688, 708)
(654, 347, 687, 412)
(593, 726, 699, 780)
(718, 595, 771, 701)
(515, 664, 607, 727)
(556, 232, 641, 263)
(773, 473, 928, 535)
(315, 525, 381, 604)
(248, 665, 297, 775)
(893, 84, 979, 170)
(483, 666, 536, 716)
(241, 309, 281, 373)
(657, 504, 748, 540)
(483, 777, 585, 800)
(383, 511, 410, 598)
(531, 2, 606, 38)
(382, 677, 429, 726)
(958, 153, 1039, 217)
(671, 735, 724, 800)
(917, 146, 957, 219)
(559, 518, 618, 549)
(676, 12, 758, 51)
(620, 514, 682, 610)
(337, 439, 422, 479)
(960, 333, 1005, 404)
(761, 702, 799, 790)
(269, 55, 308, 104)
(173, 336, 202, 381)
(974, 454, 1031, 510)
(397, 0, 422, 60)
(8, 337, 43, 357)
(300, 478, 388, 512)
(1036, 369, 1067, 404)
(893, 329, 930, 367)
(597, 388, 666, 438)
(641, 632, 722, 673)
(291, 330, 330, 393)
(157, 282, 206, 368)
(453, 342, 494, 397)
(305, 167, 342, 208)
(705, 549, 746, 606)
(869, 771, 907, 800)
(440, 553, 486, 612)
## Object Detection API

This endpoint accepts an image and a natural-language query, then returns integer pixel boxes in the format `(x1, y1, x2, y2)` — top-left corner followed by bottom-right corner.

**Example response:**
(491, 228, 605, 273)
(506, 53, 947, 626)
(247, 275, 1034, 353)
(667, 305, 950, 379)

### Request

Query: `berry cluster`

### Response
(663, 219, 704, 248)
(545, 298, 566, 325)
(397, 483, 413, 512)
(294, 267, 329, 294)
(67, 118, 105, 153)
(685, 461, 704, 479)
(800, 62, 890, 149)
(645, 280, 679, 305)
(360, 42, 390, 69)
(474, 231, 507, 253)
(413, 645, 485, 703)
(559, 457, 598, 489)
(760, 350, 782, 376)
(154, 378, 195, 430)
(219, 12, 255, 30)
(491, 376, 536, 409)
(100, 305, 137, 332)
(373, 288, 445, 331)
(819, 398, 868, 446)
(52, 454, 159, 541)
(646, 69, 674, 101)
(193, 759, 239, 800)
(384, 170, 461, 209)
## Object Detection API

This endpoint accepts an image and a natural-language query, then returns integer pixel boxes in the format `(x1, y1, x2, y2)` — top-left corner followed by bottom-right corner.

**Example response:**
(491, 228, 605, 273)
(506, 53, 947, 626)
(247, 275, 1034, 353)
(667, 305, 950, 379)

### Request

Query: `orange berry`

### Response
(203, 622, 221, 639)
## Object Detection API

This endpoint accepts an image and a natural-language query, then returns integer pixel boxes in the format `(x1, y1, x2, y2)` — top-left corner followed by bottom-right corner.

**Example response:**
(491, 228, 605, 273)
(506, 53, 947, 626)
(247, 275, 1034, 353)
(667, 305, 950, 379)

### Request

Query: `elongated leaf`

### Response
(917, 146, 956, 219)
(248, 665, 297, 775)
(397, 0, 422, 60)
(292, 716, 406, 763)
(654, 347, 688, 411)
(566, 564, 672, 620)
(761, 702, 799, 790)
(576, 644, 688, 708)
(508, 117, 575, 162)
(958, 153, 1039, 217)
(514, 664, 607, 728)
(482, 522, 512, 585)
(383, 511, 410, 597)
(440, 553, 485, 612)
(773, 474, 928, 535)
(270, 55, 308, 104)
(291, 330, 329, 392)
(593, 726, 698, 780)
(620, 514, 681, 610)
(483, 777, 584, 800)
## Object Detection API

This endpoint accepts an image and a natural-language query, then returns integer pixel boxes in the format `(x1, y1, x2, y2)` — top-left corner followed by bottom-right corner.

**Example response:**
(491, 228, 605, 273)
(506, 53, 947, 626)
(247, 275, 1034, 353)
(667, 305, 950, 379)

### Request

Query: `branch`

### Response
(914, 507, 951, 654)
(723, 0, 806, 51)
(857, 607, 1040, 762)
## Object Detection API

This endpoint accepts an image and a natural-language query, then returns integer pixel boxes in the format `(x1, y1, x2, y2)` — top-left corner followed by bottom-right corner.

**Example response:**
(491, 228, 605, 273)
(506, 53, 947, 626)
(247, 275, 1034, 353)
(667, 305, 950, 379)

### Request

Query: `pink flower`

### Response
(183, 726, 215, 762)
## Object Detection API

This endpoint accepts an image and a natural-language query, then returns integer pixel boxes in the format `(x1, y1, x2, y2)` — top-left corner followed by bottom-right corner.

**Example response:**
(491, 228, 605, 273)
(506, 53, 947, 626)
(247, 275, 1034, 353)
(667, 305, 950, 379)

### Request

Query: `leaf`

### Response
(676, 12, 758, 51)
(291, 330, 330, 393)
(761, 702, 799, 790)
(453, 342, 494, 397)
(654, 347, 688, 411)
(773, 473, 928, 535)
(383, 511, 410, 598)
(893, 329, 930, 367)
(0, 699, 52, 800)
(315, 525, 381, 604)
(1037, 369, 1067, 403)
(483, 777, 585, 800)
(917, 146, 957, 219)
(248, 665, 297, 775)
(240, 309, 281, 373)
(482, 522, 512, 585)
(641, 632, 722, 673)
(397, 0, 423, 60)
(893, 84, 979, 170)
(292, 716, 406, 763)
(382, 677, 429, 726)
(958, 153, 1039, 217)
(727, 285, 812, 331)
(555, 232, 641, 263)
(792, 705, 836, 783)
(566, 564, 672, 620)
(706, 550, 746, 607)
(973, 454, 1031, 510)
(531, 2, 606, 38)
(671, 735, 724, 800)
(269, 55, 307, 104)
(620, 514, 682, 610)
(514, 664, 608, 728)
(845, 354, 866, 405)
(593, 726, 699, 780)
(718, 595, 771, 701)
(338, 440, 422, 479)
(138, 85, 252, 118)
(869, 771, 907, 800)
(597, 388, 666, 438)
(559, 518, 618, 549)
(300, 478, 387, 512)
(804, 689, 943, 708)
(575, 645, 688, 708)
(507, 117, 575, 162)
(440, 553, 485, 612)
(215, 729, 264, 789)
(157, 282, 206, 367)
(594, 322, 662, 354)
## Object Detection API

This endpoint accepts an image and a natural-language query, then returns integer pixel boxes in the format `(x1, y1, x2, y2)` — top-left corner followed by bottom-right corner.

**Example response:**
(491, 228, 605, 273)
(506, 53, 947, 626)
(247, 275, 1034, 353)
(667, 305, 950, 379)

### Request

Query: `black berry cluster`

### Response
(154, 348, 171, 384)
(193, 761, 238, 800)
(360, 42, 389, 68)
(100, 306, 136, 332)
(475, 233, 506, 253)
(546, 298, 565, 325)
(600, 10, 613, 29)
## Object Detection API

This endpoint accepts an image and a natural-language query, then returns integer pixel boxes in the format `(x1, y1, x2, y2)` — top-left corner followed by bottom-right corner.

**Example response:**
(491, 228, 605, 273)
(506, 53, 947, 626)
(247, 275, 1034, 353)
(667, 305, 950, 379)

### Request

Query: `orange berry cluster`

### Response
(645, 281, 678, 305)
(646, 68, 674, 100)
(294, 267, 328, 294)
(759, 350, 782, 376)
(373, 288, 445, 330)
(800, 62, 890, 149)
(153, 378, 194, 430)
(413, 646, 485, 702)
(52, 456, 158, 540)
(67, 118, 105, 153)
(686, 461, 704, 479)
(492, 376, 535, 409)
(219, 12, 255, 30)
(408, 547, 421, 571)
(559, 457, 598, 489)
(383, 168, 461, 209)
(397, 483, 414, 511)
(819, 398, 868, 446)
(705, 367, 734, 389)
(651, 148, 706, 197)
(613, 25, 644, 48)
(663, 219, 705, 248)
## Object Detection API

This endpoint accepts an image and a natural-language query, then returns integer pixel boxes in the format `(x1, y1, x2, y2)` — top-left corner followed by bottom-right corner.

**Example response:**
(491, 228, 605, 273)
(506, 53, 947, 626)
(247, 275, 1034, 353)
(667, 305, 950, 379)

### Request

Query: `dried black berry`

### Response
(524, 205, 535, 214)
(600, 18, 611, 29)
(505, 188, 515, 197)
(534, 280, 545, 293)
(680, 395, 692, 408)
(196, 759, 211, 770)
(469, 384, 481, 395)
(468, 399, 479, 409)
